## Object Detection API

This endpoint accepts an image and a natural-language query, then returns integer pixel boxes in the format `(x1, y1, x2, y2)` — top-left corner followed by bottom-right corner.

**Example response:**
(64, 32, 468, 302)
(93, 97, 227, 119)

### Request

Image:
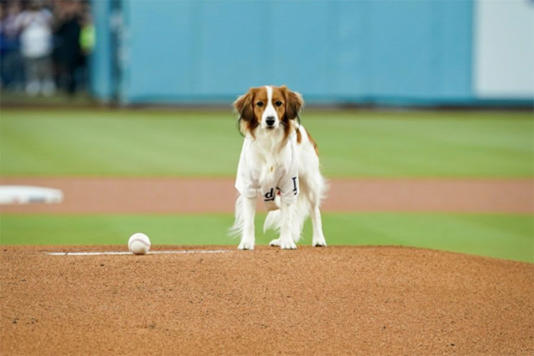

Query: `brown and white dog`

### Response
(231, 85, 327, 250)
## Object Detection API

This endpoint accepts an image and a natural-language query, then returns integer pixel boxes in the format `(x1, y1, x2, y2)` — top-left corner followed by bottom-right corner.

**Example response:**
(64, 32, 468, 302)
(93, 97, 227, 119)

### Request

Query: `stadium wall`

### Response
(90, 0, 114, 102)
(91, 0, 534, 106)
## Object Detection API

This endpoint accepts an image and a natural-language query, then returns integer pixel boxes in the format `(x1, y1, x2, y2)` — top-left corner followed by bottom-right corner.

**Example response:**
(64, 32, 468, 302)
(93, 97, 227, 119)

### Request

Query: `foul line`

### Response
(46, 249, 231, 256)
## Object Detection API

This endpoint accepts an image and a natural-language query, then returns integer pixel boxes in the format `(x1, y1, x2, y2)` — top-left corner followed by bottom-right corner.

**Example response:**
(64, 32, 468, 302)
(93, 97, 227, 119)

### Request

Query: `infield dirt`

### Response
(1, 177, 532, 214)
(1, 245, 533, 355)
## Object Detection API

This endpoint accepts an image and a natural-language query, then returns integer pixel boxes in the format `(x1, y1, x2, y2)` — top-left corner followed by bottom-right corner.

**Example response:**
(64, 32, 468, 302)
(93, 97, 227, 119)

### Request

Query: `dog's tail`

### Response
(263, 191, 310, 243)
(263, 208, 280, 234)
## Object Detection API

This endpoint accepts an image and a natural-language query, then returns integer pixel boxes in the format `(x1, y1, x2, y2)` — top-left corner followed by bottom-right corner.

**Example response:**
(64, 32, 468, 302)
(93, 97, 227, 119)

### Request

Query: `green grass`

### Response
(1, 109, 532, 177)
(1, 213, 532, 263)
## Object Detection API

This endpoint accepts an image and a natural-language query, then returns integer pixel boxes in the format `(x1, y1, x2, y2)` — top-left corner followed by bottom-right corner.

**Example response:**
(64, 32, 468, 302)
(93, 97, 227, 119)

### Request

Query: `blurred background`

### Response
(0, 0, 533, 262)
(1, 0, 533, 106)
(0, 0, 92, 100)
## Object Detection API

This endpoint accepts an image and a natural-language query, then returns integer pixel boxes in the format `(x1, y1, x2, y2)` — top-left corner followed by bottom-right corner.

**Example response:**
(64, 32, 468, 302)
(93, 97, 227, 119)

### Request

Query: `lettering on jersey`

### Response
(292, 177, 298, 195)
(264, 188, 275, 202)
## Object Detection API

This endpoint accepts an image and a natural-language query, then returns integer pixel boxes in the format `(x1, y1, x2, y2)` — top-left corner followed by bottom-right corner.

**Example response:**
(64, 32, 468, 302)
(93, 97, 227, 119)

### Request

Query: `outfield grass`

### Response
(1, 109, 532, 177)
(1, 213, 532, 263)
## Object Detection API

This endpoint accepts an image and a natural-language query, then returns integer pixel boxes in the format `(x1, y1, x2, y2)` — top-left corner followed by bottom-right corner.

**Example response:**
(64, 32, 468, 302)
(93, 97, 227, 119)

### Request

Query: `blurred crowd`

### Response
(0, 0, 94, 96)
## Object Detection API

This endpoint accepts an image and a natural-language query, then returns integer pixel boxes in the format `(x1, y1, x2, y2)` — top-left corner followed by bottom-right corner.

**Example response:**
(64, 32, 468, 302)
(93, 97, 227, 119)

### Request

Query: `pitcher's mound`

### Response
(1, 246, 532, 355)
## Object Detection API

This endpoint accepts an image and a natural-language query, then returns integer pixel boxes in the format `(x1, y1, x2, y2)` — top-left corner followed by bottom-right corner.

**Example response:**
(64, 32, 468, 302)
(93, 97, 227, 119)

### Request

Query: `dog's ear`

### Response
(281, 85, 303, 121)
(233, 88, 255, 122)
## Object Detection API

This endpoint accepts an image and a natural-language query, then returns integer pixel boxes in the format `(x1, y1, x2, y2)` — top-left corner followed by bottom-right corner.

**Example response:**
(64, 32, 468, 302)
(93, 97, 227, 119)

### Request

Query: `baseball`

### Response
(128, 233, 151, 255)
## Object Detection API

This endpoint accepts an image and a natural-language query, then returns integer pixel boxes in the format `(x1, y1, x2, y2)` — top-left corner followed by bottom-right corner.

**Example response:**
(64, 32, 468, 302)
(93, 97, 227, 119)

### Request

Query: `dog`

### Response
(230, 85, 327, 250)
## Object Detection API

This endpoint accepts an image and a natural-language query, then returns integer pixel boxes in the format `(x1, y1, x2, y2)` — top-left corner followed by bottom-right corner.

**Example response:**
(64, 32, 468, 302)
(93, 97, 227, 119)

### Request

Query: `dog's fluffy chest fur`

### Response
(249, 129, 296, 186)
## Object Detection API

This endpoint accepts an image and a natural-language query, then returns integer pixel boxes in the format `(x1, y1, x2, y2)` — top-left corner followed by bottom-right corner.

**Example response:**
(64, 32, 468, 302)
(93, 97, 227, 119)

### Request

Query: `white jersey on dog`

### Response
(235, 134, 299, 211)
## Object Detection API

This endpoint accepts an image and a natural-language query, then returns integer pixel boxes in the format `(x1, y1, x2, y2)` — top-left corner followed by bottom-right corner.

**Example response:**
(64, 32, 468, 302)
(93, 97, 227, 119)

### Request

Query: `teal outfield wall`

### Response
(92, 0, 479, 105)
(90, 0, 114, 102)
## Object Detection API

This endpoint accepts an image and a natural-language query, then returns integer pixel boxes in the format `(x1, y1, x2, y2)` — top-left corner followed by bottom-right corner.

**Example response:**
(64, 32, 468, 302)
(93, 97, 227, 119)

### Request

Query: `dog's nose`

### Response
(266, 116, 275, 126)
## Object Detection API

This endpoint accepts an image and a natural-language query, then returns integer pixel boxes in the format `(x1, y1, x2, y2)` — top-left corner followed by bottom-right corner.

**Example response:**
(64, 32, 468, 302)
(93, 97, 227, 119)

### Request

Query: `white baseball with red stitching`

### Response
(128, 233, 151, 255)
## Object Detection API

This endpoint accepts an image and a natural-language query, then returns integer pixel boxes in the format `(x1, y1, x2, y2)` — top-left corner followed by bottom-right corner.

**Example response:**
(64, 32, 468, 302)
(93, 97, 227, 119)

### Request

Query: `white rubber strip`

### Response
(46, 249, 231, 256)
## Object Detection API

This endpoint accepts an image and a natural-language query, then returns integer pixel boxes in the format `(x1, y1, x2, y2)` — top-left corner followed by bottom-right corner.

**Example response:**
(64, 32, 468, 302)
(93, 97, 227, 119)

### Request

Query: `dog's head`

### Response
(233, 85, 303, 137)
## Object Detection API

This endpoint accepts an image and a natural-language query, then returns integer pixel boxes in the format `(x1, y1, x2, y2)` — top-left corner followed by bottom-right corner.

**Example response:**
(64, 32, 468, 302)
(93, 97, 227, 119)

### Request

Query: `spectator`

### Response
(78, 10, 94, 91)
(53, 0, 82, 95)
(0, 0, 25, 91)
(79, 10, 94, 55)
(16, 0, 55, 96)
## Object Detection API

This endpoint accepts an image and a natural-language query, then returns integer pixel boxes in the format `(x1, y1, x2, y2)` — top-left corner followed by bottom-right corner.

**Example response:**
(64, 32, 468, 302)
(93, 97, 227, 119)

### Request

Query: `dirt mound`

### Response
(1, 246, 532, 355)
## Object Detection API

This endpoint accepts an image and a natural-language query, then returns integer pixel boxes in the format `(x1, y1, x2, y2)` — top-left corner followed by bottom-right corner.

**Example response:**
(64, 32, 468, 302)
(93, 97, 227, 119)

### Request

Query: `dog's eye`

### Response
(256, 101, 264, 107)
(275, 101, 283, 107)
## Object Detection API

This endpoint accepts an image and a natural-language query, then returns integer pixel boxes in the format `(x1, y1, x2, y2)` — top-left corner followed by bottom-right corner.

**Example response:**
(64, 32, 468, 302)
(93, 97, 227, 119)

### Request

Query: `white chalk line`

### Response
(46, 249, 231, 256)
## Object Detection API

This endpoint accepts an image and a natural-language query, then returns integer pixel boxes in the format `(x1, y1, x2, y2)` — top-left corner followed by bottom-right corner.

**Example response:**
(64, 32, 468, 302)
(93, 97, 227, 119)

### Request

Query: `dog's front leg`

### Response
(238, 196, 256, 250)
(279, 201, 297, 250)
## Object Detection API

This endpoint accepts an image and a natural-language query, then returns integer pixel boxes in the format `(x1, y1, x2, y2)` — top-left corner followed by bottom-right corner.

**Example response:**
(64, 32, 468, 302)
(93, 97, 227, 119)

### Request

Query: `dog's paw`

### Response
(238, 241, 255, 250)
(280, 239, 297, 250)
(269, 238, 280, 247)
